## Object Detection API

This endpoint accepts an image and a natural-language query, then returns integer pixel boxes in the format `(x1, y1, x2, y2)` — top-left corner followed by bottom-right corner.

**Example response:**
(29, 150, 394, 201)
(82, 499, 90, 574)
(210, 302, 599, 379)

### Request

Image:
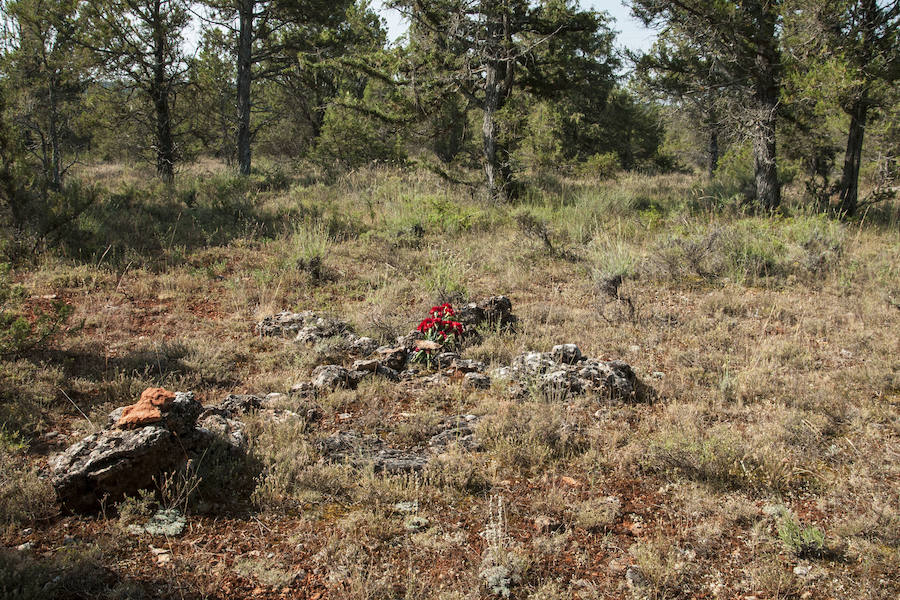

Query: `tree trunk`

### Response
(482, 61, 504, 201)
(481, 12, 514, 201)
(837, 95, 869, 218)
(152, 0, 174, 182)
(752, 102, 779, 210)
(48, 78, 62, 191)
(707, 128, 718, 179)
(751, 2, 780, 211)
(236, 1, 253, 176)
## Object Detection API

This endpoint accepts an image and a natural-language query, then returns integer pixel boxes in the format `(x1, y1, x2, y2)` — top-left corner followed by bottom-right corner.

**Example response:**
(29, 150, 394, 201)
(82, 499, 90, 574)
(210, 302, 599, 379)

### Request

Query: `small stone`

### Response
(290, 381, 315, 396)
(351, 359, 379, 372)
(338, 413, 352, 421)
(551, 344, 582, 364)
(651, 371, 665, 379)
(394, 501, 418, 514)
(451, 359, 486, 373)
(63, 535, 76, 545)
(378, 347, 409, 371)
(533, 515, 562, 534)
(16, 542, 33, 551)
(20, 528, 32, 536)
(263, 393, 287, 406)
(404, 515, 429, 532)
(793, 565, 811, 577)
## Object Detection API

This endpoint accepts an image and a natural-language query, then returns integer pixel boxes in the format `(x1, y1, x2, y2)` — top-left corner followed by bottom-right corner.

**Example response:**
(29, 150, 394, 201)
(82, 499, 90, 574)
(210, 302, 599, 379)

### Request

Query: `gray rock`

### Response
(51, 425, 179, 511)
(456, 295, 516, 332)
(295, 316, 351, 344)
(463, 372, 491, 389)
(256, 311, 318, 337)
(290, 381, 315, 397)
(551, 344, 582, 365)
(428, 415, 481, 452)
(312, 365, 352, 390)
(500, 351, 645, 402)
(435, 352, 460, 368)
(378, 347, 409, 371)
(196, 413, 246, 448)
(625, 565, 646, 590)
(351, 359, 380, 372)
(349, 337, 378, 357)
(215, 394, 262, 416)
(404, 515, 429, 531)
(513, 351, 556, 375)
(51, 392, 212, 511)
(317, 430, 427, 474)
(452, 359, 486, 373)
(394, 501, 418, 514)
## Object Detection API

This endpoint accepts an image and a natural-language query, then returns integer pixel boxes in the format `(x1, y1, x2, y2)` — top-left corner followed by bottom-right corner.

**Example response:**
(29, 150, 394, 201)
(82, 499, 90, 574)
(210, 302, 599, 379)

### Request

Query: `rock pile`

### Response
(493, 345, 644, 401)
(256, 310, 378, 355)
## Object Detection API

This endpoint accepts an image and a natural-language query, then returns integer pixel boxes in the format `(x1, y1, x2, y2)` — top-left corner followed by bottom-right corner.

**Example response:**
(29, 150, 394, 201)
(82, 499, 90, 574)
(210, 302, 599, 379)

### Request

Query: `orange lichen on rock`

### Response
(115, 387, 176, 429)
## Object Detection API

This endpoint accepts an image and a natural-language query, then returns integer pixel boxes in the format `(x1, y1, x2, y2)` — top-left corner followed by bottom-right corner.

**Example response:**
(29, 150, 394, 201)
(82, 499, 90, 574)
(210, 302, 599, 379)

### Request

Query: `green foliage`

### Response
(0, 264, 71, 357)
(649, 216, 845, 284)
(576, 152, 621, 181)
(516, 101, 565, 172)
(313, 99, 405, 171)
(778, 511, 826, 557)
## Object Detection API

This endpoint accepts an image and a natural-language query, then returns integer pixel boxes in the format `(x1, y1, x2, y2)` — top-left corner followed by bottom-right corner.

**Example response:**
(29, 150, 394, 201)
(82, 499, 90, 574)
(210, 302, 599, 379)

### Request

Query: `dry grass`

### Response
(1, 162, 898, 599)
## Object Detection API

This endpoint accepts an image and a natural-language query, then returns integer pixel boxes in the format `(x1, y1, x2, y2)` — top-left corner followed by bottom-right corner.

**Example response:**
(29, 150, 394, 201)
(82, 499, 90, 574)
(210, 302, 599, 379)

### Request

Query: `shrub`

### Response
(778, 511, 826, 558)
(576, 152, 620, 181)
(0, 264, 72, 357)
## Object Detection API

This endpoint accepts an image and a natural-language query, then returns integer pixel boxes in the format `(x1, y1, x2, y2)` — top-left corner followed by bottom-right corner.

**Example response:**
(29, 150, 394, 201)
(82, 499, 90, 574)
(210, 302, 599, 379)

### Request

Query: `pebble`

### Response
(16, 542, 33, 551)
(20, 528, 33, 536)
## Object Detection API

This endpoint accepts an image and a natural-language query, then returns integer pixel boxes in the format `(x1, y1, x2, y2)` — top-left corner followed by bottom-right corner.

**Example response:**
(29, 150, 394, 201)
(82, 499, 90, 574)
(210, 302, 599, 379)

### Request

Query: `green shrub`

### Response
(778, 511, 826, 558)
(0, 264, 72, 357)
(576, 152, 620, 181)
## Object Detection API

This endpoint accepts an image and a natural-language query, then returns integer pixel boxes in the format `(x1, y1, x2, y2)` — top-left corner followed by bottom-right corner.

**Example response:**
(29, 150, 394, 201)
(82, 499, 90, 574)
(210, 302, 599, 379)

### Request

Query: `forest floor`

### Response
(1, 163, 899, 600)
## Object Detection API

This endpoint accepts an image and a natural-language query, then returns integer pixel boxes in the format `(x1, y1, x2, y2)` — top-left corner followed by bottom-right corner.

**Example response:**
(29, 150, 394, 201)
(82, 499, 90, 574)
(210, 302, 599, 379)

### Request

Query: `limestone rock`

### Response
(51, 425, 180, 511)
(551, 344, 582, 365)
(312, 365, 352, 390)
(456, 295, 517, 332)
(498, 350, 646, 402)
(52, 391, 203, 511)
(349, 337, 379, 357)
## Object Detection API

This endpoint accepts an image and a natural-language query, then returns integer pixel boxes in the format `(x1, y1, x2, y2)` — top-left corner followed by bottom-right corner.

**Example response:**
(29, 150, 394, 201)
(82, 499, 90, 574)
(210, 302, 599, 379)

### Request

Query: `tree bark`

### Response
(236, 0, 253, 176)
(482, 60, 503, 200)
(48, 78, 62, 191)
(152, 0, 175, 182)
(838, 95, 868, 217)
(751, 1, 780, 211)
(480, 11, 514, 201)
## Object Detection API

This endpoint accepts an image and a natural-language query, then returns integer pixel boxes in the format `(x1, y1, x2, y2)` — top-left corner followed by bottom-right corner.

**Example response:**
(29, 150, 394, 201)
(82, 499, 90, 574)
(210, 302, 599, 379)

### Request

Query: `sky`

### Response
(373, 1, 657, 53)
